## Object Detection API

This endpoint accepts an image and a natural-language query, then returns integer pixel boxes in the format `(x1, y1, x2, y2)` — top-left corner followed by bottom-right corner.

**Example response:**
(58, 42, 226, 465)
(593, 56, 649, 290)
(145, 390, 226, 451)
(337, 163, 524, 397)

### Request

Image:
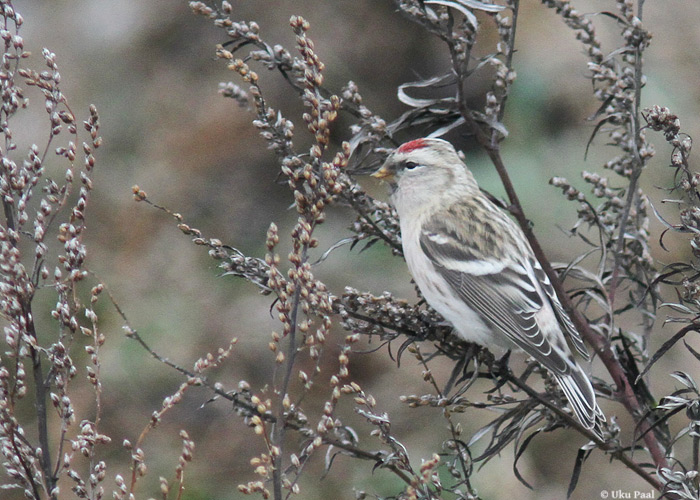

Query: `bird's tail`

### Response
(555, 367, 606, 439)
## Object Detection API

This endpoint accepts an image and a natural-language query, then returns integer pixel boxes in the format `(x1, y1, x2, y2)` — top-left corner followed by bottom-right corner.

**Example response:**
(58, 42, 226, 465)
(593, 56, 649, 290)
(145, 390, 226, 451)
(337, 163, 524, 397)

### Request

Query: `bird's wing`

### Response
(531, 262, 590, 359)
(419, 217, 573, 376)
(419, 214, 600, 431)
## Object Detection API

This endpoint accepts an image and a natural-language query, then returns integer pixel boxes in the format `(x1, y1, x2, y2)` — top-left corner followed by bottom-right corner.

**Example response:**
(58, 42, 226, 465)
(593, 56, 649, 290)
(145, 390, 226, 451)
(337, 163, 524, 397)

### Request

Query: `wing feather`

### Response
(419, 217, 572, 375)
(419, 214, 602, 429)
(531, 262, 590, 359)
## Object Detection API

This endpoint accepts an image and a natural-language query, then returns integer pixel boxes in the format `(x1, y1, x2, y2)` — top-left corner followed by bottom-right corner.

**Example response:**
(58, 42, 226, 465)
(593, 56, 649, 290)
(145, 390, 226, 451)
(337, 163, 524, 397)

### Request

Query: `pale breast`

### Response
(400, 217, 509, 349)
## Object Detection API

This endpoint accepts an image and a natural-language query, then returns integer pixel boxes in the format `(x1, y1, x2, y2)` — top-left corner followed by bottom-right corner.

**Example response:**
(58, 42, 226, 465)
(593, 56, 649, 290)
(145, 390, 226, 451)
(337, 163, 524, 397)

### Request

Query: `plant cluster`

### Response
(1, 0, 699, 499)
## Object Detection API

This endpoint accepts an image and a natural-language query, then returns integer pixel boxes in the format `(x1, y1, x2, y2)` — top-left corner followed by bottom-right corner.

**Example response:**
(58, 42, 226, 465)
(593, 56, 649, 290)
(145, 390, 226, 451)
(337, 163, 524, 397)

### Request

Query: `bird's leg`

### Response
(484, 349, 512, 393)
(443, 342, 479, 396)
(495, 349, 512, 376)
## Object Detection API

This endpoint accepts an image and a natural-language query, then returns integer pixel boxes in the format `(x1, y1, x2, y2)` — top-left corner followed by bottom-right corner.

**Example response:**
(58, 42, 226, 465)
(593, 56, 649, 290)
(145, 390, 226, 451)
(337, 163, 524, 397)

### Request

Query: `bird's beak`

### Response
(371, 165, 394, 181)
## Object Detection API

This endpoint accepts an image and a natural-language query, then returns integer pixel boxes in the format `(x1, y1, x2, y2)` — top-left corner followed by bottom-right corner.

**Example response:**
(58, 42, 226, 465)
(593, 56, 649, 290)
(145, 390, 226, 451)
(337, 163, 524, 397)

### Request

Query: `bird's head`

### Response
(373, 138, 478, 210)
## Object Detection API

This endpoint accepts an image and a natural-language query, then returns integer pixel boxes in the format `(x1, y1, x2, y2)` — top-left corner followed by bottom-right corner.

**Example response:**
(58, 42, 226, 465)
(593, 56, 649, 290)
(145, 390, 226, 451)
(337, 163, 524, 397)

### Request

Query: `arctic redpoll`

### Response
(373, 137, 604, 435)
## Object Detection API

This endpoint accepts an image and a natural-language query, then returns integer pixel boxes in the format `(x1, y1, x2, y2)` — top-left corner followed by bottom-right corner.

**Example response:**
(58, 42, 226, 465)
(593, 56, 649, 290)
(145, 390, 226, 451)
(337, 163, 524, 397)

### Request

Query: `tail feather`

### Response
(555, 367, 606, 438)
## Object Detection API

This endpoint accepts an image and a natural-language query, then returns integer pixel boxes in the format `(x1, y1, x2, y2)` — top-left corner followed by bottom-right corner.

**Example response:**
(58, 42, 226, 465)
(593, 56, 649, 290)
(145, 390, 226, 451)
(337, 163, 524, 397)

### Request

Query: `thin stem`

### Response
(343, 193, 402, 252)
(693, 422, 699, 484)
(608, 1, 646, 307)
(321, 435, 414, 486)
(22, 301, 56, 498)
(0, 142, 42, 495)
(505, 372, 662, 491)
(493, 0, 520, 136)
(2, 199, 14, 235)
(413, 344, 476, 496)
(9, 428, 42, 499)
(273, 237, 310, 500)
(122, 301, 416, 490)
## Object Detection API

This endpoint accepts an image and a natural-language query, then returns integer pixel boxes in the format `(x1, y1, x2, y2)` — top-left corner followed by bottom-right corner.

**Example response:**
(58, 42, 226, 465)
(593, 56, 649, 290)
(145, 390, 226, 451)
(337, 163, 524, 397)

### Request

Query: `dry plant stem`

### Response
(493, 0, 519, 131)
(694, 426, 699, 479)
(124, 308, 416, 488)
(607, 0, 646, 309)
(272, 244, 308, 500)
(29, 331, 54, 496)
(116, 292, 417, 490)
(0, 6, 56, 493)
(462, 100, 669, 472)
(2, 203, 55, 496)
(505, 374, 662, 491)
(447, 28, 668, 485)
(321, 435, 413, 486)
(128, 327, 261, 415)
(346, 196, 402, 252)
(106, 287, 262, 416)
(413, 344, 475, 495)
(10, 436, 41, 499)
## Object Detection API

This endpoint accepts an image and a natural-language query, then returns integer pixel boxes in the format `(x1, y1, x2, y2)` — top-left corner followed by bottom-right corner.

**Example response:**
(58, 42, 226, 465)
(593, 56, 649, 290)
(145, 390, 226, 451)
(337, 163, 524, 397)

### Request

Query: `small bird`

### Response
(373, 137, 604, 435)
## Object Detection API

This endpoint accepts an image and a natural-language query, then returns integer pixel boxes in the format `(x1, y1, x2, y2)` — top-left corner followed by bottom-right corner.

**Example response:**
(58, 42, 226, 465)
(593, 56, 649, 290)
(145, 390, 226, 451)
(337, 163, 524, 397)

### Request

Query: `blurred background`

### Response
(9, 0, 700, 498)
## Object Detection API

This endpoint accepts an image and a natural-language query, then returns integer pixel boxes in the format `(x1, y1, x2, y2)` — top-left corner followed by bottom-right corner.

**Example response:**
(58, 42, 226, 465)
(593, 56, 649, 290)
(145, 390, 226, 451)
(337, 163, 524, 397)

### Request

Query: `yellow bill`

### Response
(371, 165, 394, 180)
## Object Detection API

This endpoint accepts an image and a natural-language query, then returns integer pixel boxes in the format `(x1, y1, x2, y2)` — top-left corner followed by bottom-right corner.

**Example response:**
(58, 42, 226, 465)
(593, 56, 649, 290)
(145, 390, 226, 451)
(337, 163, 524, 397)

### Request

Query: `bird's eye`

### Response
(404, 161, 419, 170)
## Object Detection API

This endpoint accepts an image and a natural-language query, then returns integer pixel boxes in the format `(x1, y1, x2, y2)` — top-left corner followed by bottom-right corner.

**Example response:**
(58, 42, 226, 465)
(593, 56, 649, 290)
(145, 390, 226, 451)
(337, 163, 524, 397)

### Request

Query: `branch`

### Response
(321, 436, 414, 486)
(122, 309, 416, 490)
(505, 372, 662, 491)
(26, 312, 55, 498)
(461, 93, 668, 468)
(607, 0, 648, 308)
(272, 241, 308, 500)
(445, 8, 669, 479)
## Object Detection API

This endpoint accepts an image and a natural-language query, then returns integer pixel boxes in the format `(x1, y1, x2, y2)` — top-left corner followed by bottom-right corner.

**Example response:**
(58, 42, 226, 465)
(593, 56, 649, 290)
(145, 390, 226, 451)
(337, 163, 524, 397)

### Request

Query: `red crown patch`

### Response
(397, 138, 428, 154)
